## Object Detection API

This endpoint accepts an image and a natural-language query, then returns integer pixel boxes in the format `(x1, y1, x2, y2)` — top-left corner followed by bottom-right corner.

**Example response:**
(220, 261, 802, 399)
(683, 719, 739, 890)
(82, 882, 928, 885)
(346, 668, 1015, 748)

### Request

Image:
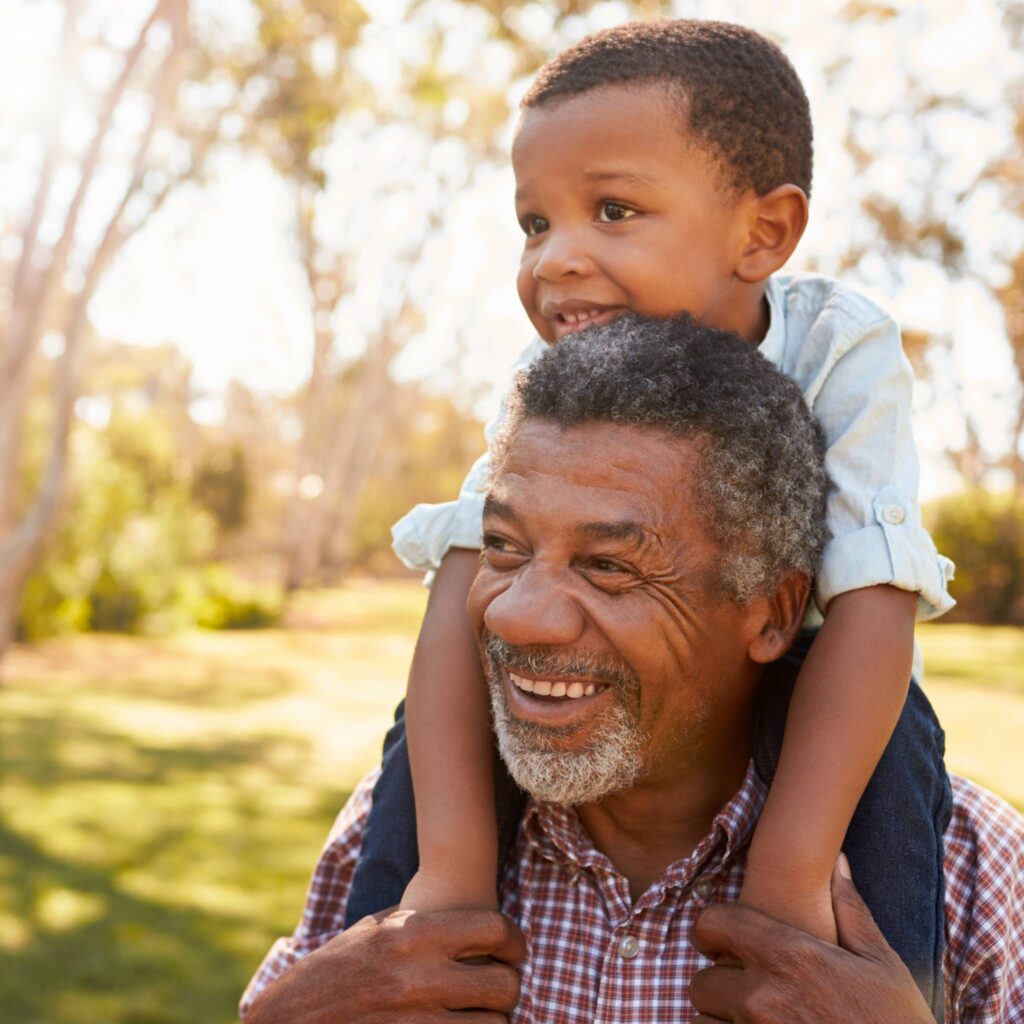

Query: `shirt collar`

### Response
(758, 276, 786, 368)
(521, 762, 767, 892)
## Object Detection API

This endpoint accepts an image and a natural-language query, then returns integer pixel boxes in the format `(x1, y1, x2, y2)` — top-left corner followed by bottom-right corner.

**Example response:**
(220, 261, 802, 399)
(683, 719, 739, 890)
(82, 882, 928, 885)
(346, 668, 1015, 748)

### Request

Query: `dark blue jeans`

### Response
(345, 632, 950, 1020)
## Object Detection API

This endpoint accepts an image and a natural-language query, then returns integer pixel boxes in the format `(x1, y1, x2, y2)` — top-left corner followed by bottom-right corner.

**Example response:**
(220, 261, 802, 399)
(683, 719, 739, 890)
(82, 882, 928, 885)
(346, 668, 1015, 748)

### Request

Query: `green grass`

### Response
(1, 580, 426, 1024)
(918, 623, 1024, 693)
(1, 584, 1020, 1023)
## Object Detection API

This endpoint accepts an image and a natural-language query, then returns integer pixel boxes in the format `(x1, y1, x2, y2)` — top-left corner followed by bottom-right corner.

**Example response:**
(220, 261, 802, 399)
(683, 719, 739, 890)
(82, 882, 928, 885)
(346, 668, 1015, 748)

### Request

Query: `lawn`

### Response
(2, 582, 1021, 1024)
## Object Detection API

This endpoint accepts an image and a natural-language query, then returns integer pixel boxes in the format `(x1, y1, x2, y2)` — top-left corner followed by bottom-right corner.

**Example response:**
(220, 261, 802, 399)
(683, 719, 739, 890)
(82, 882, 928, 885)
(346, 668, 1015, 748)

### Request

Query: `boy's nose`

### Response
(532, 229, 592, 282)
(483, 564, 586, 648)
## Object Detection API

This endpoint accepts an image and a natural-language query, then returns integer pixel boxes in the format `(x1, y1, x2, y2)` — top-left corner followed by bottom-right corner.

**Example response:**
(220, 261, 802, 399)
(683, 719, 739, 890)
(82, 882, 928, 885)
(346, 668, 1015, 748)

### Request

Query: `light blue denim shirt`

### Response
(392, 272, 955, 626)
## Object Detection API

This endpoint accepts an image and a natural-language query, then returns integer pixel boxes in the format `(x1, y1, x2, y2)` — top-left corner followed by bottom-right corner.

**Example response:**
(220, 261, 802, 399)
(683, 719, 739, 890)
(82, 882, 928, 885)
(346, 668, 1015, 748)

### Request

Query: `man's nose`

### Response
(532, 227, 592, 282)
(483, 565, 586, 648)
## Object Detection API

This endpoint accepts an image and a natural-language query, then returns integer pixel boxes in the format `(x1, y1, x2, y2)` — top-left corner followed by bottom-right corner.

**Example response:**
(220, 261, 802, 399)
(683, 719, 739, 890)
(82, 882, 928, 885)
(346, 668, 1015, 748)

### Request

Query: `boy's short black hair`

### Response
(521, 19, 813, 198)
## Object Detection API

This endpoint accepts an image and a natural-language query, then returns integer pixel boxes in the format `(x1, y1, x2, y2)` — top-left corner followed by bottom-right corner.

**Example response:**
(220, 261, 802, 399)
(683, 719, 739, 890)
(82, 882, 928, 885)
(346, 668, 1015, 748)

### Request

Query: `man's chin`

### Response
(488, 675, 646, 806)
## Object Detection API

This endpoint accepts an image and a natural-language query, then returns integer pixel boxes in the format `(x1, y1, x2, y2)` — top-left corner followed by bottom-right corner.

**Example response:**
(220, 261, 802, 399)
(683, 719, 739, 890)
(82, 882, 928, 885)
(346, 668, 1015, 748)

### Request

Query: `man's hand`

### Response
(690, 857, 936, 1023)
(247, 907, 527, 1024)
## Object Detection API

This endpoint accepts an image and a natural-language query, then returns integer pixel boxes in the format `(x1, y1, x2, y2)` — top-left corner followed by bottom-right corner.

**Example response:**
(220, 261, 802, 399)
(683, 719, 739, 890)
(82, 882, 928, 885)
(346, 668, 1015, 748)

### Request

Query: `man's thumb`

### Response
(831, 854, 893, 964)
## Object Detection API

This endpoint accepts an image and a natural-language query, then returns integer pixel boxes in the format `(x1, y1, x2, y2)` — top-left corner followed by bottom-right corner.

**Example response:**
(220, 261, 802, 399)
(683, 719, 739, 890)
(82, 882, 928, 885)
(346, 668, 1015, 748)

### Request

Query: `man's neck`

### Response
(576, 750, 751, 900)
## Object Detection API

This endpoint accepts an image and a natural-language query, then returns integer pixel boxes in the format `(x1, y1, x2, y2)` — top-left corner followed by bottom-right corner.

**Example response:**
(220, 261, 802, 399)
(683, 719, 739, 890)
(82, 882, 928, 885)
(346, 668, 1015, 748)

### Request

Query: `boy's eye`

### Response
(521, 215, 549, 237)
(598, 201, 636, 223)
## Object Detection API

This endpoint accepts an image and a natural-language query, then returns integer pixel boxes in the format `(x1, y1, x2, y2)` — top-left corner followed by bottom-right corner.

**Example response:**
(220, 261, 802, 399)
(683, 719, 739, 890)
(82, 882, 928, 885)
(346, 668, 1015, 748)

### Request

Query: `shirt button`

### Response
(882, 504, 906, 525)
(618, 935, 640, 959)
(693, 879, 715, 899)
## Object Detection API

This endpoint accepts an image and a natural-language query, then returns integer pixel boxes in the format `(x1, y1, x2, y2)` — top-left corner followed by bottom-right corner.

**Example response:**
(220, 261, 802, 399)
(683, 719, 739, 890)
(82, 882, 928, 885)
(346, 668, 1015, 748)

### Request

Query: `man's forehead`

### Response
(487, 420, 704, 540)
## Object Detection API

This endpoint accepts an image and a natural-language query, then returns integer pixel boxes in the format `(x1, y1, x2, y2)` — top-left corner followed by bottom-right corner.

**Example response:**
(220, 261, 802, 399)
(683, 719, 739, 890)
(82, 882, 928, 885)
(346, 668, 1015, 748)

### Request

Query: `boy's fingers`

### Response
(830, 855, 895, 965)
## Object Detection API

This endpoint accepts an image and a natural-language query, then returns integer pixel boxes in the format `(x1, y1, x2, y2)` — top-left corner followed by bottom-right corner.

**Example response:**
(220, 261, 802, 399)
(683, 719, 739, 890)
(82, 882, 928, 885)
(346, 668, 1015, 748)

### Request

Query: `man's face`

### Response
(512, 83, 751, 345)
(467, 419, 767, 805)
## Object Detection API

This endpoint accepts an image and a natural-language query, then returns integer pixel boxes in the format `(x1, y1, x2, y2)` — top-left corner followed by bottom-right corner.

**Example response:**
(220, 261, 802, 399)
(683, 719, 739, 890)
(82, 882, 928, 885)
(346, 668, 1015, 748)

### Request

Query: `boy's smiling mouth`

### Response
(543, 301, 623, 340)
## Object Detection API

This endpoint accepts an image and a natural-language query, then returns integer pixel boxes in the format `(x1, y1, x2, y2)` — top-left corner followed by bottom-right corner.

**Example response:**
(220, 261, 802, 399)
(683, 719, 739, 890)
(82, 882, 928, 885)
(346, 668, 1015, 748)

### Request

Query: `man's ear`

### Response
(734, 184, 809, 284)
(746, 572, 812, 665)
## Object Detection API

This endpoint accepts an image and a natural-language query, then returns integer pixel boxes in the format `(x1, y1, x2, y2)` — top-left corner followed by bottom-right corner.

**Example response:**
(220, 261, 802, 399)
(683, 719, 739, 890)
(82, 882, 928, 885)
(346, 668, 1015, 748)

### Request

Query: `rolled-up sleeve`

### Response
(806, 312, 954, 620)
(391, 338, 548, 575)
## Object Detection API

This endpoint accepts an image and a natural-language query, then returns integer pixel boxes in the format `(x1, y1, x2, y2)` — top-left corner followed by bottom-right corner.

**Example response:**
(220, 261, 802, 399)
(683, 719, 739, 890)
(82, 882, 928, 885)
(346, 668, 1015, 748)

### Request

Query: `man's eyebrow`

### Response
(483, 494, 516, 520)
(577, 520, 656, 547)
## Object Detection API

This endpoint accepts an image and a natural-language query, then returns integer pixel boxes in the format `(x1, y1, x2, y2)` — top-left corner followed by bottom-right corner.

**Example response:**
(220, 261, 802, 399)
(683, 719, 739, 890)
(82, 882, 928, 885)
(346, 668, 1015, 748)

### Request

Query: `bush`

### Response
(189, 566, 282, 630)
(926, 489, 1024, 625)
(18, 410, 280, 639)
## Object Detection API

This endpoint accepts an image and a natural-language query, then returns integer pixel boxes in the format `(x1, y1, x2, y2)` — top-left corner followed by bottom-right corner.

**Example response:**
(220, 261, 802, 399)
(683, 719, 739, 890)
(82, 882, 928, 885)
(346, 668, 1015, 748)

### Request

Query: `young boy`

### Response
(345, 20, 953, 1018)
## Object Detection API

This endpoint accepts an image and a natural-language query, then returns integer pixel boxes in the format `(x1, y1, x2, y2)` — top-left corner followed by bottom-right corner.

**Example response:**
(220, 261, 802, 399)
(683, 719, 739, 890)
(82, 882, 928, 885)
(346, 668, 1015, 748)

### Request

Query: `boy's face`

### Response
(513, 83, 755, 344)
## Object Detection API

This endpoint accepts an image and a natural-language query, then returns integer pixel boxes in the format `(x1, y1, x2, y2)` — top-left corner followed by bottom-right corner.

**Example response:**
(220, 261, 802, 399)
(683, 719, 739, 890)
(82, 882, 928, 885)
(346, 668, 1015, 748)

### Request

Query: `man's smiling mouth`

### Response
(509, 671, 607, 700)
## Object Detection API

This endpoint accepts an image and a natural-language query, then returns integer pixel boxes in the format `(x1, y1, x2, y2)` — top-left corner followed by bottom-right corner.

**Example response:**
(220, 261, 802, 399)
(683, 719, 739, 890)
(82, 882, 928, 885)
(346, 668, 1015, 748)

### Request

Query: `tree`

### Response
(0, 0, 367, 660)
(826, 0, 1024, 492)
(0, 0, 194, 658)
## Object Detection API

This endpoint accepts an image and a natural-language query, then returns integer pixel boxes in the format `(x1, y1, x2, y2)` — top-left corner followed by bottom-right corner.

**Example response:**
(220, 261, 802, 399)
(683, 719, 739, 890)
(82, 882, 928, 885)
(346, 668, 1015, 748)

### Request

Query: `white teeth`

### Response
(561, 310, 601, 325)
(511, 673, 534, 693)
(511, 673, 604, 699)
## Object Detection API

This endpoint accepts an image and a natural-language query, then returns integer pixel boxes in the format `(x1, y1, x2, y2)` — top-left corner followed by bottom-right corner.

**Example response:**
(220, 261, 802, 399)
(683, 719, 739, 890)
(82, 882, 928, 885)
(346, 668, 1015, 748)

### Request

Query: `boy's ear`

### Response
(734, 184, 809, 284)
(746, 571, 812, 665)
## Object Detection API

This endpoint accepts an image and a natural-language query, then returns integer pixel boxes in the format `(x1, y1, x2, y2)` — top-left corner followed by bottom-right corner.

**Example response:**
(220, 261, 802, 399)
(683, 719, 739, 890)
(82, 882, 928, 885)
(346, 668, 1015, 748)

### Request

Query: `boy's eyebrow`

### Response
(514, 168, 667, 202)
(583, 169, 668, 191)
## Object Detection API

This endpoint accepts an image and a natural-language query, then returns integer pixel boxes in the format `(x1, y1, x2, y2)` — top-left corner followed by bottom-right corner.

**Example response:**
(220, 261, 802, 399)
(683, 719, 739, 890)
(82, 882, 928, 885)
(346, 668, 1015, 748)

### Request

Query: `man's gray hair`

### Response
(493, 313, 830, 601)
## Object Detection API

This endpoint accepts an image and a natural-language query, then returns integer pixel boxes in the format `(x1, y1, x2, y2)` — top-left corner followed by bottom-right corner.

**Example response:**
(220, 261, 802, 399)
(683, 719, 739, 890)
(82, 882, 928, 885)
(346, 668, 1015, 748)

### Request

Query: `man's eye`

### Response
(588, 557, 629, 574)
(597, 202, 637, 223)
(520, 215, 549, 237)
(482, 533, 525, 565)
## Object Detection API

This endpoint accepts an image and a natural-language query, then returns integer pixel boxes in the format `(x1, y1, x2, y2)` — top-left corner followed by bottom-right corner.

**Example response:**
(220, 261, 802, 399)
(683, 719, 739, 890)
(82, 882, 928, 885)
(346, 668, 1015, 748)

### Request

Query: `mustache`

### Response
(483, 631, 637, 690)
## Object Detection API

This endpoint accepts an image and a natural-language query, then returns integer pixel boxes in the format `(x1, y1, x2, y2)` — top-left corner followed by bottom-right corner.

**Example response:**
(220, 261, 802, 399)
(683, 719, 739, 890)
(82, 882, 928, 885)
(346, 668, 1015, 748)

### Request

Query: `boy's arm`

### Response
(402, 547, 499, 910)
(394, 342, 548, 911)
(740, 583, 917, 940)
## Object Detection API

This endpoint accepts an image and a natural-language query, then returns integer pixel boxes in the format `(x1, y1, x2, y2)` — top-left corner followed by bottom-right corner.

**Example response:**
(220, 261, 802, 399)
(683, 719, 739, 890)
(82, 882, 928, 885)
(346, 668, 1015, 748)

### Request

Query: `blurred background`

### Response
(2, 1, 1023, 1021)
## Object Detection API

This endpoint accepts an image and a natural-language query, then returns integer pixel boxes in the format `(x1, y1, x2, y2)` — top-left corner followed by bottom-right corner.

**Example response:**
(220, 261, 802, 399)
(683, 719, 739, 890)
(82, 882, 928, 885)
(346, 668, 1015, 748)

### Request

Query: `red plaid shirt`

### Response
(241, 767, 1024, 1022)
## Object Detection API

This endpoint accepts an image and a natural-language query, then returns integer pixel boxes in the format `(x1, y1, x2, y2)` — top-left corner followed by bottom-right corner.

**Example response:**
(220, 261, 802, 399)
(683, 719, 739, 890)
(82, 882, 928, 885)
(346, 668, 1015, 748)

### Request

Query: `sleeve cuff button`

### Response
(882, 504, 906, 525)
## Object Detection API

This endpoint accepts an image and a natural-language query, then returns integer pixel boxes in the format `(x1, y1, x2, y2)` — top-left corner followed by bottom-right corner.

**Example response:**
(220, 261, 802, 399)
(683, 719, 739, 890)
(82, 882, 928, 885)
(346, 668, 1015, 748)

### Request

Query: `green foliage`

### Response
(192, 445, 250, 535)
(18, 409, 278, 639)
(189, 565, 282, 631)
(927, 489, 1024, 624)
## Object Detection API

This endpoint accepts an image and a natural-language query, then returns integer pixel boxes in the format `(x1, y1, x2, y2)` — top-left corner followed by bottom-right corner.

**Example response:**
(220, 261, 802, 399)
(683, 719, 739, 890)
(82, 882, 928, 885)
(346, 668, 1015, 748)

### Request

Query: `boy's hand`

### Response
(401, 867, 500, 913)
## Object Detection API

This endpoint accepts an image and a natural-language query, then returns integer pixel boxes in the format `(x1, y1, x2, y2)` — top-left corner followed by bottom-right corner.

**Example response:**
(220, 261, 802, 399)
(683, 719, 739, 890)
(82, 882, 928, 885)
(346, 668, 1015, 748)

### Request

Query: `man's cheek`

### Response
(467, 568, 513, 634)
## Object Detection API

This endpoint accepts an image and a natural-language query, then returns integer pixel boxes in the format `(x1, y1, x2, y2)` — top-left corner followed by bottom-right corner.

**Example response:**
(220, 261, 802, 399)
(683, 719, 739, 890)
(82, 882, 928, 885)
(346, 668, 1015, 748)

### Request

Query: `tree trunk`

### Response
(0, 0, 190, 662)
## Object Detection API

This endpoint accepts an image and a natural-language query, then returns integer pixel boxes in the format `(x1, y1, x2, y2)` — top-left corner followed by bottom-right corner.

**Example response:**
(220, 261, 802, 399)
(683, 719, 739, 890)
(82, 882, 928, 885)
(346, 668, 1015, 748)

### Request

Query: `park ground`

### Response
(2, 580, 1023, 1024)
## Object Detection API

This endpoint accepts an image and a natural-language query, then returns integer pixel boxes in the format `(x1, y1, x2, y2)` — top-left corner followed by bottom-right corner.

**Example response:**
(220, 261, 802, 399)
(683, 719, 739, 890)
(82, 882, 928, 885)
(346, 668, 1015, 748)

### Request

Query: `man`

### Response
(243, 315, 1024, 1024)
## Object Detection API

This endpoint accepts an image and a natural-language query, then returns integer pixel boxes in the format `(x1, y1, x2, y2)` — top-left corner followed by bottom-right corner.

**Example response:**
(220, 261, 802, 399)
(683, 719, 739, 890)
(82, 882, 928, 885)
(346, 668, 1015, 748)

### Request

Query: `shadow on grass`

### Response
(3, 711, 356, 1024)
(5, 711, 310, 789)
(11, 659, 302, 711)
(0, 825, 259, 1024)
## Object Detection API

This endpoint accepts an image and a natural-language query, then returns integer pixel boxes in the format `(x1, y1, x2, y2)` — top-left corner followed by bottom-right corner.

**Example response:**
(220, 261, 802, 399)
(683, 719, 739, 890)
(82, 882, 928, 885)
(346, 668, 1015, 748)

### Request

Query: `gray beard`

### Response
(483, 633, 649, 806)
